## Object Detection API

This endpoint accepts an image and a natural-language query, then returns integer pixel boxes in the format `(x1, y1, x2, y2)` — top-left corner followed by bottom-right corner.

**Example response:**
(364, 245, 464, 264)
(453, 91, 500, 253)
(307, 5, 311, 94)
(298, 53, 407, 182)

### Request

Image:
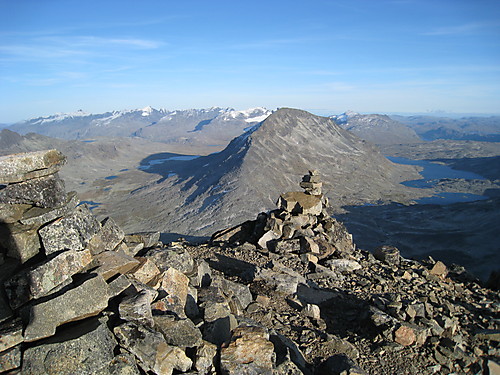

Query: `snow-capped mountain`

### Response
(8, 107, 272, 150)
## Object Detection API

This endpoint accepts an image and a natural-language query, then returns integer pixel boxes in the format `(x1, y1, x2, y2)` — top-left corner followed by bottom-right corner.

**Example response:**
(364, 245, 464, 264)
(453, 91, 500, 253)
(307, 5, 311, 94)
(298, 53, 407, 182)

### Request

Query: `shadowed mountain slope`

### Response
(112, 108, 427, 236)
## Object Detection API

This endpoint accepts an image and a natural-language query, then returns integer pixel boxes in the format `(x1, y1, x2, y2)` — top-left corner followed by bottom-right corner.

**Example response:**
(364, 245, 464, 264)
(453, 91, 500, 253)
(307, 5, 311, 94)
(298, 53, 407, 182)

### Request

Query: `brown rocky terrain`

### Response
(0, 150, 498, 374)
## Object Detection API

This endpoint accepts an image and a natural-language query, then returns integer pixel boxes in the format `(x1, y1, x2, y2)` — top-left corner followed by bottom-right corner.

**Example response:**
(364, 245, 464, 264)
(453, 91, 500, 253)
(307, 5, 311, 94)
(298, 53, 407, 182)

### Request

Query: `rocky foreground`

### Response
(0, 150, 499, 374)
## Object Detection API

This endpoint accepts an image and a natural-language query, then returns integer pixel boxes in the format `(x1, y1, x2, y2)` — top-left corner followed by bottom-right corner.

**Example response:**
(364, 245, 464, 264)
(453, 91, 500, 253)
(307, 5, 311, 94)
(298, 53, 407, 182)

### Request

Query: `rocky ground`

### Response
(0, 150, 499, 374)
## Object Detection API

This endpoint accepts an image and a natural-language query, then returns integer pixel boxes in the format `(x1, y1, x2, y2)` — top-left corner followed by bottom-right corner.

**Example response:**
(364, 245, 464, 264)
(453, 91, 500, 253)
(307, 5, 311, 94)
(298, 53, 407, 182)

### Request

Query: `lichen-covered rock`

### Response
(20, 191, 79, 226)
(0, 149, 66, 184)
(0, 318, 23, 352)
(145, 246, 194, 274)
(0, 173, 67, 208)
(0, 223, 41, 263)
(38, 204, 101, 254)
(24, 274, 110, 342)
(87, 216, 125, 254)
(119, 290, 155, 327)
(0, 345, 21, 373)
(153, 315, 203, 347)
(22, 317, 116, 375)
(0, 203, 31, 224)
(4, 249, 93, 309)
(114, 322, 192, 375)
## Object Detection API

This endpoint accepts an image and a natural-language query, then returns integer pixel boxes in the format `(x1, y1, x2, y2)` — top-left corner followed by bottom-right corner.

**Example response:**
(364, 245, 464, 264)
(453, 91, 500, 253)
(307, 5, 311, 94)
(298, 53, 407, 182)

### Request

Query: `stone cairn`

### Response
(1, 151, 499, 374)
(211, 169, 355, 263)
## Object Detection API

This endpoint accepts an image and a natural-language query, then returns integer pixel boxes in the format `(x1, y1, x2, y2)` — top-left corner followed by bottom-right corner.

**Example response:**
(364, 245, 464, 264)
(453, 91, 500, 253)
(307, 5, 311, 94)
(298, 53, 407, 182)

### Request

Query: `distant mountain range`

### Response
(331, 111, 422, 144)
(391, 114, 500, 142)
(8, 107, 272, 153)
(8, 107, 500, 149)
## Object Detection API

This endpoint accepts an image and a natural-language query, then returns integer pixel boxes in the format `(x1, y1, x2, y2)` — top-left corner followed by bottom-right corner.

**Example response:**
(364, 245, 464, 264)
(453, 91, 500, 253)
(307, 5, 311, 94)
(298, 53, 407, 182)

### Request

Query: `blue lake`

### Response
(387, 156, 488, 204)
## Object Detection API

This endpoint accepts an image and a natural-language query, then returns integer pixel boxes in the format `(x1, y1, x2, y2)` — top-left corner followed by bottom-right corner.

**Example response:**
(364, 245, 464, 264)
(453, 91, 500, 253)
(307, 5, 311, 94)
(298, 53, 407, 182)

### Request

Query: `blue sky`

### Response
(1, 0, 499, 122)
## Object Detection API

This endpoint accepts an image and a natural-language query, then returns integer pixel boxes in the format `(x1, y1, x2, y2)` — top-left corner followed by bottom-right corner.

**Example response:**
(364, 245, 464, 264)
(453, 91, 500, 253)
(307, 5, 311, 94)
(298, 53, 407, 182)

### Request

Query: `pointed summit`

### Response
(113, 108, 424, 236)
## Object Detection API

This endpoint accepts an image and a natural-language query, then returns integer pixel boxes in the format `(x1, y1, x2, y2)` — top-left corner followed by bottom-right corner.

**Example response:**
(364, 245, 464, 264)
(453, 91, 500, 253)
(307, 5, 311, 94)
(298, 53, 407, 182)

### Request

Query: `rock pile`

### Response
(0, 151, 498, 374)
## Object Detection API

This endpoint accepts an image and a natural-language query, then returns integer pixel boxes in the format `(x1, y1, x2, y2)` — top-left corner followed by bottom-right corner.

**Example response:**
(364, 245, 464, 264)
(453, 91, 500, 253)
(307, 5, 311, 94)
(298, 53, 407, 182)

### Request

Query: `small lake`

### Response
(138, 155, 199, 170)
(387, 156, 488, 204)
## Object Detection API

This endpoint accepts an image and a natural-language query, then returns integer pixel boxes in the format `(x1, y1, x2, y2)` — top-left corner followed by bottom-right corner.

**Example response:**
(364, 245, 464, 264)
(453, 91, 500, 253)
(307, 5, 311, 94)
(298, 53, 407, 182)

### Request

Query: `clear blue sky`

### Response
(1, 0, 499, 122)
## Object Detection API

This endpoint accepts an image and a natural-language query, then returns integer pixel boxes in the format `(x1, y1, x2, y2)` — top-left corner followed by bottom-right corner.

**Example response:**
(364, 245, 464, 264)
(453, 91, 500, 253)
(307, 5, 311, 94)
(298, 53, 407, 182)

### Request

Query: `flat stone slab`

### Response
(22, 317, 116, 375)
(5, 249, 93, 309)
(38, 204, 101, 254)
(20, 191, 79, 226)
(0, 318, 23, 352)
(0, 150, 66, 184)
(0, 203, 31, 224)
(0, 223, 41, 263)
(277, 191, 322, 215)
(154, 315, 203, 347)
(24, 274, 110, 342)
(0, 345, 21, 373)
(86, 217, 125, 255)
(0, 173, 67, 208)
(94, 251, 140, 280)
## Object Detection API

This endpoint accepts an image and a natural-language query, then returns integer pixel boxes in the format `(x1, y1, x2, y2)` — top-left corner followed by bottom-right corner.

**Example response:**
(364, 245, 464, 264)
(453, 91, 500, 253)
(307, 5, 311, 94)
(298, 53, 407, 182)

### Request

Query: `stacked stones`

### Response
(0, 150, 288, 374)
(212, 169, 354, 263)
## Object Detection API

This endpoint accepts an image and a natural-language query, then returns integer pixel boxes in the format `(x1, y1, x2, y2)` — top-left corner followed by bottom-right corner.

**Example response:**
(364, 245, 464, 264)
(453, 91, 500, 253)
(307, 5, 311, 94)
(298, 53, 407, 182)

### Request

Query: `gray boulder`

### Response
(24, 274, 110, 342)
(38, 204, 101, 254)
(0, 149, 66, 184)
(0, 173, 67, 208)
(22, 317, 116, 375)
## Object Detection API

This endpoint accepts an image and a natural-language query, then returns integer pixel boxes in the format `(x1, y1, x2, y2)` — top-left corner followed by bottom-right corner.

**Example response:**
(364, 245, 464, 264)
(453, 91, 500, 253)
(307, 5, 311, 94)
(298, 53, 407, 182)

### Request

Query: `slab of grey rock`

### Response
(124, 231, 160, 248)
(20, 191, 79, 226)
(0, 223, 41, 263)
(22, 317, 116, 375)
(94, 250, 140, 280)
(38, 204, 101, 254)
(119, 290, 155, 327)
(0, 345, 21, 373)
(0, 202, 31, 223)
(5, 249, 93, 309)
(114, 321, 192, 375)
(277, 191, 323, 216)
(0, 318, 23, 352)
(0, 173, 67, 208)
(24, 274, 110, 342)
(145, 245, 194, 273)
(0, 149, 66, 184)
(87, 216, 125, 254)
(154, 315, 203, 347)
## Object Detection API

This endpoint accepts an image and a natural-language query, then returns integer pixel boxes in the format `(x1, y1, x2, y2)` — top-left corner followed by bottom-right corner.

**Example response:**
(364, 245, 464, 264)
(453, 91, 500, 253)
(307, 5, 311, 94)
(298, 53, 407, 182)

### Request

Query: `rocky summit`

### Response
(0, 150, 499, 374)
